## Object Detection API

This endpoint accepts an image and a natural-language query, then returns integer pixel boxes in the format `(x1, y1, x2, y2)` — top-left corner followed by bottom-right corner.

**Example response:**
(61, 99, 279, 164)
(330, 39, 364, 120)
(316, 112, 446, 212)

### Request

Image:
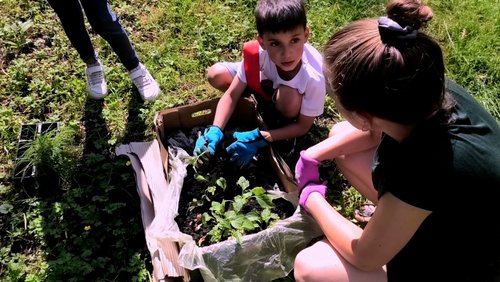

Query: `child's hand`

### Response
(299, 182, 327, 212)
(295, 150, 321, 193)
(226, 128, 268, 167)
(193, 126, 224, 157)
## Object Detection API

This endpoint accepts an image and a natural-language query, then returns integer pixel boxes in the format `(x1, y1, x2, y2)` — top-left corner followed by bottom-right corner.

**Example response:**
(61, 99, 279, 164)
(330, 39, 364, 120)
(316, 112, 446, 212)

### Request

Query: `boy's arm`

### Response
(213, 76, 247, 129)
(260, 113, 315, 142)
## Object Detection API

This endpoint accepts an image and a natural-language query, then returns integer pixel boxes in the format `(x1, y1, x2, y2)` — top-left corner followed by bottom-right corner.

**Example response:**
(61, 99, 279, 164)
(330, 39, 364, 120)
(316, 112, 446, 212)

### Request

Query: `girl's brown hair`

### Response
(324, 0, 450, 125)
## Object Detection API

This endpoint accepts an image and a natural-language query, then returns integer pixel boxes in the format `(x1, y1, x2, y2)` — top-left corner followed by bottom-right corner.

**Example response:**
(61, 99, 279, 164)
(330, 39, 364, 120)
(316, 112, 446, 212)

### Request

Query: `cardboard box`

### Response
(152, 97, 298, 280)
(154, 97, 296, 193)
(116, 97, 322, 281)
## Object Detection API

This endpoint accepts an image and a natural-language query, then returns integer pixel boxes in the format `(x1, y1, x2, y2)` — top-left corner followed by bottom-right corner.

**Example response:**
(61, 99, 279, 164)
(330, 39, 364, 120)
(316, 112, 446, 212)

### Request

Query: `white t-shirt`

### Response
(236, 43, 326, 117)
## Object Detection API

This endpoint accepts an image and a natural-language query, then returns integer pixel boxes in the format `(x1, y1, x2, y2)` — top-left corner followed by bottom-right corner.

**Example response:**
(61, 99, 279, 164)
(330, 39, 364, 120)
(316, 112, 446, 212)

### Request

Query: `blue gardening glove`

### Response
(193, 126, 224, 157)
(295, 150, 321, 193)
(299, 182, 327, 212)
(226, 128, 268, 167)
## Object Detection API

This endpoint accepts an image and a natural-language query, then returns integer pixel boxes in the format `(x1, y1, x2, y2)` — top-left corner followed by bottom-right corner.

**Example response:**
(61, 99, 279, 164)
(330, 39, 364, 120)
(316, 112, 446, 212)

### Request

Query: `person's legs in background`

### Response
(47, 0, 97, 64)
(80, 0, 138, 70)
(47, 0, 107, 99)
(81, 0, 159, 101)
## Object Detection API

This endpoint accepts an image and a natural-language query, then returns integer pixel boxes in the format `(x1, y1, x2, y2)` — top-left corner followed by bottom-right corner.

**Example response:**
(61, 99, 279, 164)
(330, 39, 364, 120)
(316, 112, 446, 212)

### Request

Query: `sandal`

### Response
(354, 203, 376, 223)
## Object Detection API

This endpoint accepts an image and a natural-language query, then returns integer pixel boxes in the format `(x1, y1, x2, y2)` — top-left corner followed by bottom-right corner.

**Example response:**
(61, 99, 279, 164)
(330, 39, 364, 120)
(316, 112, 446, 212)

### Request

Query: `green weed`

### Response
(14, 123, 80, 186)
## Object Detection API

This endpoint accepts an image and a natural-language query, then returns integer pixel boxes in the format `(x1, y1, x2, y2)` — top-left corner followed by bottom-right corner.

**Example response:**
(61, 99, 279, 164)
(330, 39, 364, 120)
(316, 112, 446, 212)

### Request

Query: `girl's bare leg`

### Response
(294, 239, 386, 282)
(329, 122, 379, 204)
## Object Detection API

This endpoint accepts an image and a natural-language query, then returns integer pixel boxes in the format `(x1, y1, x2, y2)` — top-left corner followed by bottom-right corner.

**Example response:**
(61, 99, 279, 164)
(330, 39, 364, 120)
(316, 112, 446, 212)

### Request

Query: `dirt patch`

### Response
(167, 126, 296, 247)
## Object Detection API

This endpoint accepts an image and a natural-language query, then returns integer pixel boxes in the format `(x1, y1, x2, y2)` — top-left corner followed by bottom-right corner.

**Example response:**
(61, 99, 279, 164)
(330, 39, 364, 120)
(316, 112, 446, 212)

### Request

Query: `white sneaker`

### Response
(128, 63, 160, 101)
(85, 62, 108, 99)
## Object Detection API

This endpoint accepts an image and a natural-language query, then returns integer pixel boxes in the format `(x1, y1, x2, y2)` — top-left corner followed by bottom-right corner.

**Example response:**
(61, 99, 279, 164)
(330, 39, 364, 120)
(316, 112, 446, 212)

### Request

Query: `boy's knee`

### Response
(207, 63, 232, 92)
(275, 85, 301, 118)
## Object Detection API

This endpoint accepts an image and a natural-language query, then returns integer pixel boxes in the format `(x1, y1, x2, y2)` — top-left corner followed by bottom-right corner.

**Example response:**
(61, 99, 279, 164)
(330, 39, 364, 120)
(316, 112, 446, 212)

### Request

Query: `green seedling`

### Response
(201, 176, 280, 245)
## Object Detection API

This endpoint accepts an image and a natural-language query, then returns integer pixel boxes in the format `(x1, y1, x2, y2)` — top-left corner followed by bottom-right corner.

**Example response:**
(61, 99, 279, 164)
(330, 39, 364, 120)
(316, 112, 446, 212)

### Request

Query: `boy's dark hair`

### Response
(255, 0, 307, 35)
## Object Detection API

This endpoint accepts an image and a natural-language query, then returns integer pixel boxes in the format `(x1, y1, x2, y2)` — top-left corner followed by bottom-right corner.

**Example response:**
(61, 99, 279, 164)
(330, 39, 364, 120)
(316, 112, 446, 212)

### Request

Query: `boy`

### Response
(193, 0, 326, 167)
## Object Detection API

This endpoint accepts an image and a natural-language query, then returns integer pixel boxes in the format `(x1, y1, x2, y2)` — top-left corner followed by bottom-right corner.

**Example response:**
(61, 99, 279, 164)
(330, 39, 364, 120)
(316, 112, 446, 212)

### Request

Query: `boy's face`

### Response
(258, 26, 309, 73)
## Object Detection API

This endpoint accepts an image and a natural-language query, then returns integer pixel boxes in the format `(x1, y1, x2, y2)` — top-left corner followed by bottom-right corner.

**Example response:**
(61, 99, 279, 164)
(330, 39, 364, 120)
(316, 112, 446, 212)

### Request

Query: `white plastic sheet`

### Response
(161, 146, 324, 281)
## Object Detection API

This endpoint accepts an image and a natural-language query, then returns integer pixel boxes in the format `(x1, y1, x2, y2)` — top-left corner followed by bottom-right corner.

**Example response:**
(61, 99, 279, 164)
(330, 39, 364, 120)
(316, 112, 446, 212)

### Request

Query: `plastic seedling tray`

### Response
(12, 122, 61, 185)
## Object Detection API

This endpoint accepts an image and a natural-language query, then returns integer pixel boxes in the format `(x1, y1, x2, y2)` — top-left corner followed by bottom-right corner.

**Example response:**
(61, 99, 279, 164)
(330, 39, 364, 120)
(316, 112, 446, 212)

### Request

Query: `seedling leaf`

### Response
(236, 176, 250, 190)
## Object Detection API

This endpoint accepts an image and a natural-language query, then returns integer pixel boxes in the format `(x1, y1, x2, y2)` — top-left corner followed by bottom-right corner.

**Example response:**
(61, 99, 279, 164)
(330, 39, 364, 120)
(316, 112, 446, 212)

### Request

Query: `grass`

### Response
(0, 0, 498, 280)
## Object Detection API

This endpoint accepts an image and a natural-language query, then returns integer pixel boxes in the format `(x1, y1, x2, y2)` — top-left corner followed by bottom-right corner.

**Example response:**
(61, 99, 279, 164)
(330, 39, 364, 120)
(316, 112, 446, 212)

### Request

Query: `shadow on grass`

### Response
(122, 90, 148, 143)
(37, 98, 150, 280)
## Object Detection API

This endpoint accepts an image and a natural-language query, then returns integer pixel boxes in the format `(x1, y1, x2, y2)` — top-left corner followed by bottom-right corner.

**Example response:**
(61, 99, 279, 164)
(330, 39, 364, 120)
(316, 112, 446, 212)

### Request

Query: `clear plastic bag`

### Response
(156, 146, 323, 282)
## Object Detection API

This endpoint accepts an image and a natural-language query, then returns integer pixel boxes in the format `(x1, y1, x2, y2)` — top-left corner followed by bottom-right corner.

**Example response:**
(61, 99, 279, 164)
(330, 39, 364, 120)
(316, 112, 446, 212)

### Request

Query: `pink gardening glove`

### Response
(299, 182, 327, 212)
(295, 150, 321, 193)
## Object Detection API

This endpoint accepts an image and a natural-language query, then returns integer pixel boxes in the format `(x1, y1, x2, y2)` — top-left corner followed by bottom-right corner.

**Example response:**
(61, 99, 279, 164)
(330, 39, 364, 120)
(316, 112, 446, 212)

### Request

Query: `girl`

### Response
(293, 0, 500, 281)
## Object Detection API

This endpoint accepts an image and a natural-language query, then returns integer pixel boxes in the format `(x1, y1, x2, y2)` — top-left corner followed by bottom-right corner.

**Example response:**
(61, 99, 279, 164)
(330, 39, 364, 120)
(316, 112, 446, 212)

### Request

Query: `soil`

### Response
(166, 112, 349, 247)
(167, 126, 296, 247)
